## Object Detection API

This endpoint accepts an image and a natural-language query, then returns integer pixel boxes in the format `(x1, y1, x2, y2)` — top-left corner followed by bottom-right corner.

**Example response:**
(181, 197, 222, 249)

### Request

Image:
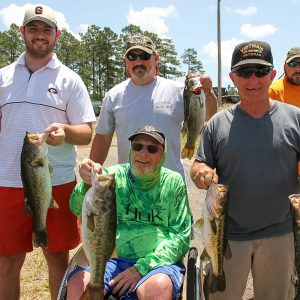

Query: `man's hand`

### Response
(79, 158, 102, 185)
(199, 74, 213, 95)
(109, 266, 142, 296)
(191, 162, 218, 190)
(45, 123, 66, 146)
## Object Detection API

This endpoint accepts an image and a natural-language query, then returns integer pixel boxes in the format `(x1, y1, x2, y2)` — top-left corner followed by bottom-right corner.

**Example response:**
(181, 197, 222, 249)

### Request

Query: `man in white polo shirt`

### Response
(0, 4, 95, 299)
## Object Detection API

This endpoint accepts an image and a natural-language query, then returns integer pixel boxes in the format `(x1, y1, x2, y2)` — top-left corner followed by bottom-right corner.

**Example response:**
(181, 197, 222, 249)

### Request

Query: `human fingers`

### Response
(79, 158, 94, 184)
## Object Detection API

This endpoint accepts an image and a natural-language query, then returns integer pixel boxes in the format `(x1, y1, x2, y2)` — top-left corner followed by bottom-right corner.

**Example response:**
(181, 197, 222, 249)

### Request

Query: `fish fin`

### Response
(31, 157, 44, 167)
(49, 197, 59, 209)
(203, 263, 212, 300)
(200, 248, 210, 261)
(187, 147, 195, 160)
(209, 272, 226, 293)
(48, 164, 53, 175)
(87, 215, 95, 232)
(209, 219, 217, 235)
(33, 230, 48, 248)
(224, 242, 232, 260)
(111, 247, 117, 258)
(24, 197, 32, 214)
(181, 123, 187, 138)
(79, 284, 104, 300)
(181, 146, 188, 159)
(74, 247, 89, 267)
(194, 218, 204, 230)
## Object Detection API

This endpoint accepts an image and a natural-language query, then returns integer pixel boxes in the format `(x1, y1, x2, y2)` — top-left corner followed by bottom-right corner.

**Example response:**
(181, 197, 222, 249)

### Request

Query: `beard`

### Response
(25, 39, 55, 59)
(286, 73, 300, 85)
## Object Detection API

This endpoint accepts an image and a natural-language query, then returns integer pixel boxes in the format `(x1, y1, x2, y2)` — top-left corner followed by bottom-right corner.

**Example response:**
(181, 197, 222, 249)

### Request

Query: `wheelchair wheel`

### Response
(186, 247, 201, 300)
(57, 245, 83, 300)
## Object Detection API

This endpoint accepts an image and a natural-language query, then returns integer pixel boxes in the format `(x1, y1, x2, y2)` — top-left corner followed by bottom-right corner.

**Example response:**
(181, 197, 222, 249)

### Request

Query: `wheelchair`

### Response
(57, 245, 204, 300)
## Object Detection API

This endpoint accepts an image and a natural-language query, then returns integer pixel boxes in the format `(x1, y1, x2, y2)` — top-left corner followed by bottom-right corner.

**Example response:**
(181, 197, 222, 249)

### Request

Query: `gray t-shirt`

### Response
(96, 76, 185, 177)
(196, 101, 300, 240)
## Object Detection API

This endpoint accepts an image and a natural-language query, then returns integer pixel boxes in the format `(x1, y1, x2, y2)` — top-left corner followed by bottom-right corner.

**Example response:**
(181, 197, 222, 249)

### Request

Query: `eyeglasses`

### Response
(131, 142, 160, 154)
(233, 67, 273, 79)
(287, 61, 300, 68)
(126, 52, 152, 61)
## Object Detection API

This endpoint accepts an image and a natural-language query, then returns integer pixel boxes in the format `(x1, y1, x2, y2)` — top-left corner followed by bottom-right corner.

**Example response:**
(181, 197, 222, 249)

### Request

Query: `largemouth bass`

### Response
(77, 166, 116, 300)
(195, 181, 231, 296)
(289, 194, 300, 300)
(181, 72, 206, 160)
(20, 131, 58, 248)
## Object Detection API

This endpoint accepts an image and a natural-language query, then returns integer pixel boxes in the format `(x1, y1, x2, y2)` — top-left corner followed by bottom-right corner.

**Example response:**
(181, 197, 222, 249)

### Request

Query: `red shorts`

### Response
(0, 181, 81, 255)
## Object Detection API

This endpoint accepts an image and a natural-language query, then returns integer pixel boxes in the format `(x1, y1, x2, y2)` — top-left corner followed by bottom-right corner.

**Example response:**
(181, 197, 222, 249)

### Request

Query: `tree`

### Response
(158, 37, 183, 79)
(0, 24, 23, 67)
(181, 48, 204, 74)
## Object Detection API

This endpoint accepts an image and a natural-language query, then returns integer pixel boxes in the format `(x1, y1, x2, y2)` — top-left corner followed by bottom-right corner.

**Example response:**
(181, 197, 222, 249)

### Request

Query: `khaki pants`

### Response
(209, 232, 295, 300)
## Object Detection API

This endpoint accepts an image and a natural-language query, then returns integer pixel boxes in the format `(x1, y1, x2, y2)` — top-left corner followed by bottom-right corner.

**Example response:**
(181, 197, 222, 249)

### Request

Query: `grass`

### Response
(21, 249, 49, 299)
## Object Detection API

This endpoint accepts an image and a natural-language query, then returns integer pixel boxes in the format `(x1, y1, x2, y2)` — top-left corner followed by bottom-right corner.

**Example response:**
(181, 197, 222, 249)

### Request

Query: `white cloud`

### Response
(225, 6, 257, 16)
(202, 38, 244, 69)
(241, 23, 278, 38)
(0, 4, 24, 27)
(78, 24, 89, 34)
(127, 5, 177, 36)
(0, 3, 70, 31)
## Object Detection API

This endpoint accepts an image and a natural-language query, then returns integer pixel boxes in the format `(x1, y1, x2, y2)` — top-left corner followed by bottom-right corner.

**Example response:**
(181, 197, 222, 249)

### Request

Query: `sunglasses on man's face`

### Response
(287, 61, 300, 68)
(126, 52, 152, 61)
(131, 142, 160, 154)
(233, 67, 273, 79)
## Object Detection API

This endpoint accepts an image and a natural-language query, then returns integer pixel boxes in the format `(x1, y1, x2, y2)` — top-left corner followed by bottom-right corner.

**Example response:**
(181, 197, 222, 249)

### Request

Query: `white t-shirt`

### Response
(0, 53, 96, 187)
(96, 76, 186, 177)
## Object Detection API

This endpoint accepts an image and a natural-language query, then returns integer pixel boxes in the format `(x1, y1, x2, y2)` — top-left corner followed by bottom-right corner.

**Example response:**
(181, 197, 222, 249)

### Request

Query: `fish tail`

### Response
(33, 230, 48, 248)
(209, 273, 226, 293)
(181, 145, 195, 159)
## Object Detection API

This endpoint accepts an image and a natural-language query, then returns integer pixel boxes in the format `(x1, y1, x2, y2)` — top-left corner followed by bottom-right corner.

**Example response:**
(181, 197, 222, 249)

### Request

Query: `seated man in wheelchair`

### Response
(67, 125, 192, 300)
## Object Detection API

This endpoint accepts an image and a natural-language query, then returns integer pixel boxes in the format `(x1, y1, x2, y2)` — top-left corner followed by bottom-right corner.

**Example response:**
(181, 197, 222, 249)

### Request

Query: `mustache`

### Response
(293, 72, 300, 75)
(133, 64, 146, 71)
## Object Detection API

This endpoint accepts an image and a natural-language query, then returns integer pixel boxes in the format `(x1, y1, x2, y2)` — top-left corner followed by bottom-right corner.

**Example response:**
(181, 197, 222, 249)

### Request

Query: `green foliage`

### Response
(0, 23, 24, 67)
(181, 48, 204, 74)
(0, 24, 206, 97)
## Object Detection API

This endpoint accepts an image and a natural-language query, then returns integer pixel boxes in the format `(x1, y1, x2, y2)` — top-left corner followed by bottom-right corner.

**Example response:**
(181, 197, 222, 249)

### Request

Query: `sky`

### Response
(0, 0, 299, 87)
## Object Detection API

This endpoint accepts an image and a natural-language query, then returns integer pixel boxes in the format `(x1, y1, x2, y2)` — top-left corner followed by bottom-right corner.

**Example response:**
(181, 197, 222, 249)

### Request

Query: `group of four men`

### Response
(1, 3, 300, 300)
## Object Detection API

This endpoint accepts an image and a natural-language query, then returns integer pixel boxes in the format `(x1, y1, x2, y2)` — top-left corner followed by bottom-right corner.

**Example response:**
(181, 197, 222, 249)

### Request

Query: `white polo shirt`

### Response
(0, 53, 96, 187)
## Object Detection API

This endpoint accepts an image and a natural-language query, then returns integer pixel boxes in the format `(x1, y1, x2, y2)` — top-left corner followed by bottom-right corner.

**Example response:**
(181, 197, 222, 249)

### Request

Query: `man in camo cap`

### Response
(81, 33, 218, 183)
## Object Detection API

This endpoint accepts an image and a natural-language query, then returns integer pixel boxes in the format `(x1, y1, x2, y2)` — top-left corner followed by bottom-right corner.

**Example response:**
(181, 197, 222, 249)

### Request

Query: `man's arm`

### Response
(89, 133, 114, 165)
(46, 122, 93, 146)
(190, 160, 218, 190)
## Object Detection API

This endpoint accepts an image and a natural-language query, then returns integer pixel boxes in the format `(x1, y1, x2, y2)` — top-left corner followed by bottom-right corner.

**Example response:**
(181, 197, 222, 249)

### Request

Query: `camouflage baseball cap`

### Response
(23, 5, 57, 28)
(125, 35, 156, 55)
(285, 47, 300, 63)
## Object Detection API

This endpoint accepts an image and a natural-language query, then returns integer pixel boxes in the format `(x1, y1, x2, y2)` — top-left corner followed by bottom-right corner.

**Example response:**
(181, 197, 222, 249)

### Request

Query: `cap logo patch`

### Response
(35, 6, 43, 15)
(144, 125, 155, 132)
(240, 43, 264, 59)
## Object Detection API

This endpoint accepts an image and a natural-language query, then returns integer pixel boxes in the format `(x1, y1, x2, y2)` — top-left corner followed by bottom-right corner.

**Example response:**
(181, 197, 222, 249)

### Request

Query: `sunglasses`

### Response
(131, 142, 160, 154)
(234, 67, 273, 79)
(287, 61, 300, 68)
(126, 52, 152, 61)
